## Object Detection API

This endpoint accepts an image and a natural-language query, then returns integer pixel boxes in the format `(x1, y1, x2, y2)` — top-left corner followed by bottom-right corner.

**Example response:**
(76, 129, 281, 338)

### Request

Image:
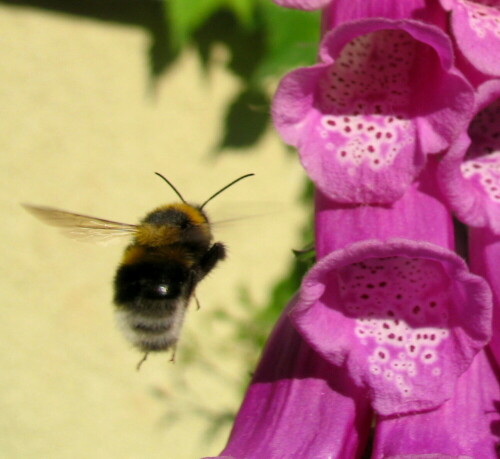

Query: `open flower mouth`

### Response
(273, 20, 474, 204)
(294, 239, 492, 415)
(446, 0, 500, 77)
(438, 82, 500, 232)
(461, 98, 500, 202)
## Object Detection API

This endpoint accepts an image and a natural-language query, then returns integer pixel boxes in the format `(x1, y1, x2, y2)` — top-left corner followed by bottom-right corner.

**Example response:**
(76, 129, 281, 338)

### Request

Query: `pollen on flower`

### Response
(340, 257, 452, 396)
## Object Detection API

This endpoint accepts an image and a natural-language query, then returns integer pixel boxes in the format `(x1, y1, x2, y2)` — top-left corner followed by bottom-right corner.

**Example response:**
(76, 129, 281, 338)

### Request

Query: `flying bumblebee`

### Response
(23, 172, 254, 368)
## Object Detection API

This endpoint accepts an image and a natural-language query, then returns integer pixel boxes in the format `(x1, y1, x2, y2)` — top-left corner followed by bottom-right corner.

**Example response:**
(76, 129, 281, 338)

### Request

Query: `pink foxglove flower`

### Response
(207, 1, 499, 457)
(272, 19, 474, 204)
(441, 0, 500, 77)
(291, 165, 492, 416)
(439, 80, 500, 364)
(438, 80, 500, 232)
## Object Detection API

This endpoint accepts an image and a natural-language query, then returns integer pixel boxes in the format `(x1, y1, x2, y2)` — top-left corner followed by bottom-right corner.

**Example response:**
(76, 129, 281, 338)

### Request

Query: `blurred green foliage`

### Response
(163, 0, 319, 81)
(162, 0, 320, 149)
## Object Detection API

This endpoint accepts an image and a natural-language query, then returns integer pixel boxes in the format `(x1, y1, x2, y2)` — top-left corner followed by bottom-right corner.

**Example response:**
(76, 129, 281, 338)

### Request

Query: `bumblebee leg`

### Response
(198, 242, 226, 278)
(170, 345, 177, 363)
(136, 352, 149, 371)
(193, 294, 201, 310)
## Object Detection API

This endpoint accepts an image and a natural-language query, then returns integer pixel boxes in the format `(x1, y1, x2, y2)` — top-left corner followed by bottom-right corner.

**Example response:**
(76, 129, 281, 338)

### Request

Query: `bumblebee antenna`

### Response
(200, 173, 255, 210)
(154, 172, 187, 204)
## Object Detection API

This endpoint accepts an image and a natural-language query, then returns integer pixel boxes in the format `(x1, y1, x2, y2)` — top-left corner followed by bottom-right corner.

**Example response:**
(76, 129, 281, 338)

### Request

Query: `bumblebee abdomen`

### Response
(115, 308, 186, 352)
(114, 259, 193, 308)
(113, 259, 194, 352)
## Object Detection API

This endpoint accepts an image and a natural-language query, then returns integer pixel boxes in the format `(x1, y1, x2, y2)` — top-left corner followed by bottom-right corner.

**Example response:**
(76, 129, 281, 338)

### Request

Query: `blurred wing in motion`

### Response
(22, 204, 137, 245)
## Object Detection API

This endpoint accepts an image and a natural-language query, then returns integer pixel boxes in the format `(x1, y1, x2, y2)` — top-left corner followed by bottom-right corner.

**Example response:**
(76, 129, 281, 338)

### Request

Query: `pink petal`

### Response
(469, 227, 500, 367)
(314, 161, 454, 258)
(323, 0, 446, 31)
(449, 0, 500, 77)
(272, 19, 474, 204)
(438, 80, 500, 232)
(372, 349, 500, 458)
(271, 0, 330, 10)
(207, 307, 373, 459)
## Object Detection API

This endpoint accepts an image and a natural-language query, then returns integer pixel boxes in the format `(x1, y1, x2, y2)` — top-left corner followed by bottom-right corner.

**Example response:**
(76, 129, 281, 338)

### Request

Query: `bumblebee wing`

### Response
(209, 201, 283, 228)
(22, 204, 137, 245)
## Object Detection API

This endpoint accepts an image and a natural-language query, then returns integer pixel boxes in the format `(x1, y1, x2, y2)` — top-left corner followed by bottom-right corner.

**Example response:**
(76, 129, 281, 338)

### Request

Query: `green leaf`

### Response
(226, 0, 256, 29)
(164, 0, 258, 49)
(164, 0, 221, 49)
(257, 1, 320, 79)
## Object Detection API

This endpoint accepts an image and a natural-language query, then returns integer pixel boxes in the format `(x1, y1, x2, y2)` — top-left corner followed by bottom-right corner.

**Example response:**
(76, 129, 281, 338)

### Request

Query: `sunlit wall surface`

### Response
(0, 1, 316, 458)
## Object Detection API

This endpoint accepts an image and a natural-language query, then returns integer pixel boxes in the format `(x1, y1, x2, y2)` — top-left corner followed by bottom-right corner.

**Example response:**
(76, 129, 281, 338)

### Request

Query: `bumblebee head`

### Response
(137, 203, 211, 247)
(142, 203, 208, 228)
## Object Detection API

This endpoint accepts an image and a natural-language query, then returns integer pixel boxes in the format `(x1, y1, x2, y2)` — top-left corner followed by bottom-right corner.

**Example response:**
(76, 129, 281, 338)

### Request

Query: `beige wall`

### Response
(1, 4, 306, 459)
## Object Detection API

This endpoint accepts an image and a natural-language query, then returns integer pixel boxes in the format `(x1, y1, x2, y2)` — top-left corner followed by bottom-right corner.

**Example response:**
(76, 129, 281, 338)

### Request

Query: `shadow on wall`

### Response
(3, 0, 275, 150)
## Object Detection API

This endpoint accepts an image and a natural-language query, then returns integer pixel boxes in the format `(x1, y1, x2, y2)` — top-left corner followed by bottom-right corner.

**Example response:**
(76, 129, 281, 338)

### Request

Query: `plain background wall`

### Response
(1, 3, 306, 458)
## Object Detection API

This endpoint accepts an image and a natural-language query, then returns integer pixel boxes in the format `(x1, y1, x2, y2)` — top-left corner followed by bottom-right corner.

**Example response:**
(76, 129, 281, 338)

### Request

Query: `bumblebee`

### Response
(23, 172, 254, 368)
